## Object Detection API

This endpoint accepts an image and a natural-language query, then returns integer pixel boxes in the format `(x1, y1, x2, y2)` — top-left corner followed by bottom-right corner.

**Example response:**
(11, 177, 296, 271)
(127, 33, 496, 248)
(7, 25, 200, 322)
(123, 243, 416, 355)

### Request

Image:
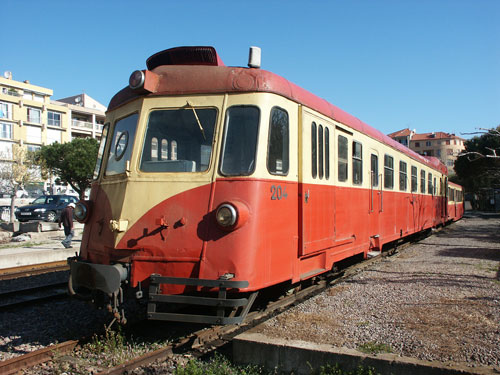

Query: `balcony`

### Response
(72, 119, 93, 130)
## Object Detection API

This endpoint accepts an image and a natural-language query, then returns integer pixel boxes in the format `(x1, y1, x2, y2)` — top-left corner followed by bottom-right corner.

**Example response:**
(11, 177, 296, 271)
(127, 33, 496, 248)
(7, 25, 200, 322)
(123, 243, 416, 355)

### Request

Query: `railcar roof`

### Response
(108, 48, 447, 175)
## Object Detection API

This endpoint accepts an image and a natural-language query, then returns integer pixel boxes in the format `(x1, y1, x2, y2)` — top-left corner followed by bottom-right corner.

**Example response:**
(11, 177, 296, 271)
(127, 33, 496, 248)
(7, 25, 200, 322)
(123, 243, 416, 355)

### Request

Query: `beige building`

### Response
(388, 128, 466, 174)
(0, 72, 105, 161)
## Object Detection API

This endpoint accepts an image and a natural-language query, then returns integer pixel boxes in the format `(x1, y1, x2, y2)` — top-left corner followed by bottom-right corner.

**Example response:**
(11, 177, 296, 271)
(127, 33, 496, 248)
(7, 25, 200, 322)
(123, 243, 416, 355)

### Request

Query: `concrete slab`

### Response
(233, 332, 496, 375)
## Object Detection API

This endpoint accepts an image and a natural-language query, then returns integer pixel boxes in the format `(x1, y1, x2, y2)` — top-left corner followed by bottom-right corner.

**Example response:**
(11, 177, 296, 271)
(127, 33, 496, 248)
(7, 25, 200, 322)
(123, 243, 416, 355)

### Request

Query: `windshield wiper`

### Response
(186, 101, 206, 140)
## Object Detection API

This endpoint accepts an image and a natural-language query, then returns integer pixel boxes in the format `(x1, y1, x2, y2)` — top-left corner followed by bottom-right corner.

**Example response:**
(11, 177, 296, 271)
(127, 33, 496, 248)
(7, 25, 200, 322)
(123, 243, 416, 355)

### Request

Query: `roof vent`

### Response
(146, 46, 225, 70)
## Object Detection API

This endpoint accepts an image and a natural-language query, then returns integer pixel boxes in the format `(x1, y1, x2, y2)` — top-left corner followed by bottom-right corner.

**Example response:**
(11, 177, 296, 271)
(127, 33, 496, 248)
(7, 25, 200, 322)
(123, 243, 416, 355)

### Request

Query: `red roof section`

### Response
(411, 132, 464, 141)
(388, 128, 413, 137)
(109, 48, 448, 175)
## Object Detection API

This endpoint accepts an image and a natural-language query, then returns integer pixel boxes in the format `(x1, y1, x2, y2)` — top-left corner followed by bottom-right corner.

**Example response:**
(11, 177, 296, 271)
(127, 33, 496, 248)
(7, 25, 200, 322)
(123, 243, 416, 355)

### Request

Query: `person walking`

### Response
(59, 202, 75, 248)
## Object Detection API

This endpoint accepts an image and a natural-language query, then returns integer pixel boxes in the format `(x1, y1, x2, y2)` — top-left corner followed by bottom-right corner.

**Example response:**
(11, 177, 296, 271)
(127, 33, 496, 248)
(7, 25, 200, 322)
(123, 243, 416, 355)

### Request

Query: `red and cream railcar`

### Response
(447, 181, 464, 222)
(69, 46, 460, 324)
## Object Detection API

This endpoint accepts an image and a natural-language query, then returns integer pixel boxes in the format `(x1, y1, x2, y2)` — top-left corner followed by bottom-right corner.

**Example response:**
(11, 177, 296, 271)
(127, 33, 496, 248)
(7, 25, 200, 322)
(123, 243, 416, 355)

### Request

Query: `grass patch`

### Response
(357, 341, 392, 355)
(174, 353, 266, 375)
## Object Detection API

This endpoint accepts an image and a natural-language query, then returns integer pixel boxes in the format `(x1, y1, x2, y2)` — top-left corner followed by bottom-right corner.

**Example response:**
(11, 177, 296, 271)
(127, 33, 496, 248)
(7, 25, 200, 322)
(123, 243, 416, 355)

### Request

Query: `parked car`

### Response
(15, 195, 79, 222)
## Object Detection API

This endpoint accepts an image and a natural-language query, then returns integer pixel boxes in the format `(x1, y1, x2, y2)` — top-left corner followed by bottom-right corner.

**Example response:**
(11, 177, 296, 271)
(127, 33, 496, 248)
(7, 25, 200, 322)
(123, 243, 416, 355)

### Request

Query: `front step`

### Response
(367, 251, 381, 259)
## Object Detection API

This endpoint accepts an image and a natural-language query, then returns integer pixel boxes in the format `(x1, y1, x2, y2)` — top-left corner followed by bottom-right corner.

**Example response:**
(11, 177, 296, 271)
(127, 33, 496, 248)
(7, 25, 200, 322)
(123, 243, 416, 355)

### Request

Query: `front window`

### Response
(220, 106, 259, 176)
(141, 108, 217, 173)
(106, 113, 138, 176)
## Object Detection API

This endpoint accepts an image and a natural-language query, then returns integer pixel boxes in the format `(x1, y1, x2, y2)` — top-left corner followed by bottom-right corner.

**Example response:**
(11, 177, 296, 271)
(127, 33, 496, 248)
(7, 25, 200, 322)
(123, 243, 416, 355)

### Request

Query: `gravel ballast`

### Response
(256, 213, 500, 369)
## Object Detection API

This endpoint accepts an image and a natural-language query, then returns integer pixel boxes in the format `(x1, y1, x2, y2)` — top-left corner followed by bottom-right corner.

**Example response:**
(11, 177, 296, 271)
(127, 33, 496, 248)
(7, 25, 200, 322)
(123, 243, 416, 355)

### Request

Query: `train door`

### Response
(299, 108, 335, 256)
(368, 150, 381, 247)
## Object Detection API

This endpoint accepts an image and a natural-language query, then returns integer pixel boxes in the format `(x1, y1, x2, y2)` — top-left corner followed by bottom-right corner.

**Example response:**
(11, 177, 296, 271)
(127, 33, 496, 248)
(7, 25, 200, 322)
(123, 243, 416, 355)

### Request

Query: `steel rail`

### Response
(0, 261, 69, 280)
(0, 340, 78, 375)
(0, 282, 68, 310)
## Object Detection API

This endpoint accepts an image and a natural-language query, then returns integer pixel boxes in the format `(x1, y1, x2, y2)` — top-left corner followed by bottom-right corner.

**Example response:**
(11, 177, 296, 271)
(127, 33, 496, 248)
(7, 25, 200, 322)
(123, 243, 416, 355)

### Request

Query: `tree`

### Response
(454, 126, 500, 192)
(0, 144, 40, 222)
(36, 138, 99, 199)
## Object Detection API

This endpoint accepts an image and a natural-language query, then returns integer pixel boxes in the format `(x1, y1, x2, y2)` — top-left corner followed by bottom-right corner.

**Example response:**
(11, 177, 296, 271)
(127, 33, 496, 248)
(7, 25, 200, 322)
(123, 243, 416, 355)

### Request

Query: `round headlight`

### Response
(216, 204, 237, 228)
(74, 201, 89, 223)
(129, 70, 145, 89)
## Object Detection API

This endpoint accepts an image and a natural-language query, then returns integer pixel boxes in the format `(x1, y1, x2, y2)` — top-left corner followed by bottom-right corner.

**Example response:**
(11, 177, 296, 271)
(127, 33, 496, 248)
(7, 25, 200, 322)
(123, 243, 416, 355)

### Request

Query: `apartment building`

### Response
(388, 128, 466, 174)
(0, 72, 105, 161)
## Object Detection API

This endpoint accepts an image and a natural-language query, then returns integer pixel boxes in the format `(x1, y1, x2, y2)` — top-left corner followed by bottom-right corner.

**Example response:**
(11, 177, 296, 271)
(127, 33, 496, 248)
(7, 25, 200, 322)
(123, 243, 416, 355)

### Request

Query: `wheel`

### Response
(46, 211, 57, 222)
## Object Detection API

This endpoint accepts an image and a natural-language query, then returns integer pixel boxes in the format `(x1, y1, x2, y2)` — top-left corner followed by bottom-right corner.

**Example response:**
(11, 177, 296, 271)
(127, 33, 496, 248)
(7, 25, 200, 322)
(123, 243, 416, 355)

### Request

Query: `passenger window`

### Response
(428, 173, 433, 195)
(311, 122, 317, 178)
(411, 166, 418, 192)
(338, 135, 348, 182)
(325, 127, 330, 180)
(151, 137, 158, 160)
(161, 139, 168, 160)
(107, 114, 138, 176)
(399, 161, 407, 191)
(267, 107, 289, 175)
(371, 154, 378, 187)
(420, 170, 426, 193)
(319, 125, 324, 179)
(384, 155, 394, 189)
(352, 141, 362, 185)
(220, 106, 260, 176)
(140, 108, 217, 173)
(434, 177, 437, 195)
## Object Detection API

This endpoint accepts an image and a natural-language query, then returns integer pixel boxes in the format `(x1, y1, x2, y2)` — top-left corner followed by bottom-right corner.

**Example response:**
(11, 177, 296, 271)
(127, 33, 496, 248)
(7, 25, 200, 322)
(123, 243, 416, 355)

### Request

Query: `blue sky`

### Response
(2, 0, 499, 138)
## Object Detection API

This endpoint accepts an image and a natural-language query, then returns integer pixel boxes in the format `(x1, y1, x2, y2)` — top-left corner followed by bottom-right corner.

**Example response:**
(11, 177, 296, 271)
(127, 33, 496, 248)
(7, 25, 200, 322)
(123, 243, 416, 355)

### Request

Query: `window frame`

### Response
(384, 154, 394, 189)
(411, 166, 418, 193)
(399, 161, 407, 191)
(352, 141, 362, 185)
(337, 134, 348, 182)
(267, 106, 289, 176)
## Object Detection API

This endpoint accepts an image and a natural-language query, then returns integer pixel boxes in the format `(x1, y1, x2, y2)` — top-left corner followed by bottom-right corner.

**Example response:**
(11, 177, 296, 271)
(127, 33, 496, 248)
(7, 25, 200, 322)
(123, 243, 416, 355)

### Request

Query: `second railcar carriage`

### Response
(69, 46, 461, 324)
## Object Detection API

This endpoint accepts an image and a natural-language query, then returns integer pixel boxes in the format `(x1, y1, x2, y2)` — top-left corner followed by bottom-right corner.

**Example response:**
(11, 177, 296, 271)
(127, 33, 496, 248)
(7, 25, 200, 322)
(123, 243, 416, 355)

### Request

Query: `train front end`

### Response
(68, 47, 268, 325)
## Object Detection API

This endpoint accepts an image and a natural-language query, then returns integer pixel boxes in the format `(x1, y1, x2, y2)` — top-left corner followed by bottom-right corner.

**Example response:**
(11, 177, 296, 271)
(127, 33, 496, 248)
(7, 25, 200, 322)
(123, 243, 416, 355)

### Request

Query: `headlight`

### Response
(34, 208, 46, 212)
(216, 204, 237, 228)
(74, 201, 91, 223)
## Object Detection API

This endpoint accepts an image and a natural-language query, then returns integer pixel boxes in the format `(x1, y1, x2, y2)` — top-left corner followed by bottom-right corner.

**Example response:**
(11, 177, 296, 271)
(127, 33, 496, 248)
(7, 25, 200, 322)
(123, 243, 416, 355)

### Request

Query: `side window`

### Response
(93, 123, 109, 179)
(220, 106, 260, 176)
(411, 166, 418, 192)
(311, 122, 317, 178)
(325, 127, 330, 180)
(267, 107, 289, 175)
(318, 125, 324, 179)
(434, 177, 437, 195)
(428, 173, 433, 195)
(371, 154, 378, 187)
(161, 139, 168, 160)
(338, 135, 348, 182)
(399, 161, 407, 191)
(151, 137, 158, 160)
(352, 141, 362, 185)
(384, 154, 394, 189)
(106, 114, 138, 176)
(420, 170, 426, 193)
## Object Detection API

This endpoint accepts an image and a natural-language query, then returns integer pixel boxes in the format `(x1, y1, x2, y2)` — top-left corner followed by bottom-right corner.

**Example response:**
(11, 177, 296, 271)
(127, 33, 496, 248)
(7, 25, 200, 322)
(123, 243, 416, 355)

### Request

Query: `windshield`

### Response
(140, 108, 217, 173)
(106, 114, 139, 176)
(32, 196, 59, 205)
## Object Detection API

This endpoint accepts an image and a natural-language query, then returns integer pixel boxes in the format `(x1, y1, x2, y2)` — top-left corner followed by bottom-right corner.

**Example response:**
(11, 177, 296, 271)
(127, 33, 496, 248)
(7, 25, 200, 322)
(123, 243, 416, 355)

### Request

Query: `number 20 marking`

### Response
(271, 185, 288, 200)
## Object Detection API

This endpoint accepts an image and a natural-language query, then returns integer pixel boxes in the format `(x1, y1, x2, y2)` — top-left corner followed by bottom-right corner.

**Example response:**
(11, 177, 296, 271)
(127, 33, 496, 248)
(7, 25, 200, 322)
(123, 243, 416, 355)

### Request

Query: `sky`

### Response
(2, 0, 499, 138)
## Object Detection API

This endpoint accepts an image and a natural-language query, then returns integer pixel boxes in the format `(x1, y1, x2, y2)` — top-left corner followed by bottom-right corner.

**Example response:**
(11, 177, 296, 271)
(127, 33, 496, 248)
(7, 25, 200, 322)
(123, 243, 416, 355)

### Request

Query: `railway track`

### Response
(0, 281, 68, 310)
(0, 260, 69, 280)
(0, 236, 419, 375)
